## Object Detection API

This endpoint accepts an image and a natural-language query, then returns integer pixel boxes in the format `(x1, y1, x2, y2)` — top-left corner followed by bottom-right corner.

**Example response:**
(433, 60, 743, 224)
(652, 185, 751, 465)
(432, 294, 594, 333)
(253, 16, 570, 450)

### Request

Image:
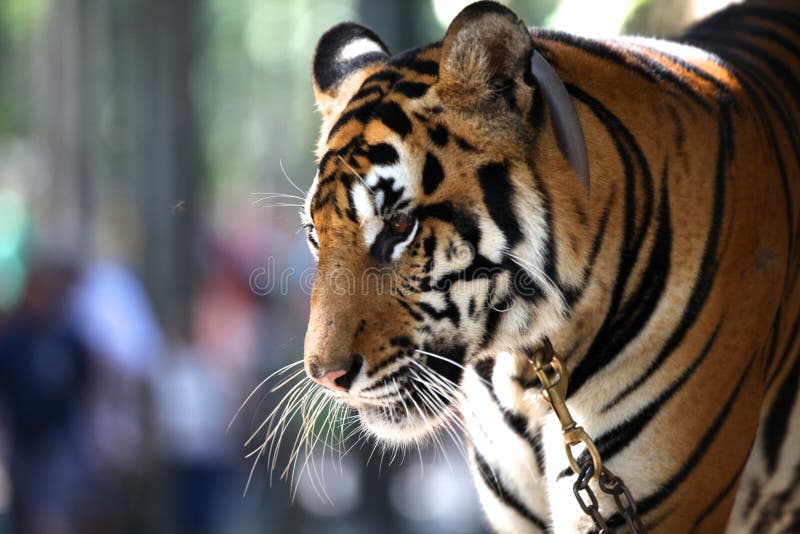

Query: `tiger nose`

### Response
(309, 354, 363, 392)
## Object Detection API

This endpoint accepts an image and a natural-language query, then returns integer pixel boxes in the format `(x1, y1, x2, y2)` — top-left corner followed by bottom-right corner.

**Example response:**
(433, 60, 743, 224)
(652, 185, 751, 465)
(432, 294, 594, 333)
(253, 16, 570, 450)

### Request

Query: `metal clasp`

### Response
(530, 340, 602, 480)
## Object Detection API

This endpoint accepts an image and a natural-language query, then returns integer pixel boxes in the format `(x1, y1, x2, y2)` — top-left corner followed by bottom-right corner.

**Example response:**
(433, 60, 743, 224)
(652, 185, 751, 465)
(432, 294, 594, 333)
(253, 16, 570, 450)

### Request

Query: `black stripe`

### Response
(691, 442, 752, 531)
(507, 261, 546, 304)
(634, 42, 734, 96)
(421, 152, 444, 194)
(685, 4, 800, 40)
(427, 124, 449, 147)
(766, 312, 800, 390)
(454, 135, 477, 152)
(558, 322, 720, 480)
(689, 33, 798, 255)
(536, 29, 713, 111)
(373, 101, 413, 137)
(392, 80, 430, 99)
(434, 254, 501, 289)
(389, 52, 440, 76)
(564, 86, 660, 397)
(473, 358, 548, 477)
(563, 188, 616, 309)
(396, 298, 423, 321)
(762, 337, 800, 475)
(350, 84, 385, 104)
(472, 450, 548, 530)
(424, 344, 466, 386)
(598, 321, 719, 459)
(367, 349, 407, 377)
(482, 295, 511, 348)
(606, 101, 732, 408)
(529, 164, 562, 301)
(477, 162, 522, 247)
(362, 70, 402, 86)
(366, 143, 399, 165)
(762, 307, 783, 383)
(752, 459, 800, 533)
(607, 355, 755, 526)
(327, 98, 381, 141)
(417, 300, 460, 325)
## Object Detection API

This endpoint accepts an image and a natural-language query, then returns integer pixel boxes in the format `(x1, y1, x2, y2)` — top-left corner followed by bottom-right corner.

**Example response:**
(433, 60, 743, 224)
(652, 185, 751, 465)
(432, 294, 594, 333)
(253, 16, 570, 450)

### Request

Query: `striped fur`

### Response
(301, 1, 800, 531)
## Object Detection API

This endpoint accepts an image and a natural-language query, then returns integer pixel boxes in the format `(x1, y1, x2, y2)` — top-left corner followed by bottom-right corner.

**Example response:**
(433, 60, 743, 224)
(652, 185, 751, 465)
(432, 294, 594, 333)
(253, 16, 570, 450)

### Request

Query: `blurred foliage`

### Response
(198, 0, 357, 208)
(0, 0, 48, 136)
(624, 0, 694, 36)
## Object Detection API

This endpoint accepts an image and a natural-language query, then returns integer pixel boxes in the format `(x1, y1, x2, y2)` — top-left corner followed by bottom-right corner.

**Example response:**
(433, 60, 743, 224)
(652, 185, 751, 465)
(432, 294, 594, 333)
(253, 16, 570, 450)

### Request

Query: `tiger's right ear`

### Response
(312, 23, 389, 129)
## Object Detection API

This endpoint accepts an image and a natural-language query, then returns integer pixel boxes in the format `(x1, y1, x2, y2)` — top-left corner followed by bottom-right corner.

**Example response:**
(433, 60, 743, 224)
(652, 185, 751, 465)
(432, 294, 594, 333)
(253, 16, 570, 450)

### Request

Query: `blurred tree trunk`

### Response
(358, 0, 439, 52)
(131, 0, 203, 341)
(40, 0, 204, 340)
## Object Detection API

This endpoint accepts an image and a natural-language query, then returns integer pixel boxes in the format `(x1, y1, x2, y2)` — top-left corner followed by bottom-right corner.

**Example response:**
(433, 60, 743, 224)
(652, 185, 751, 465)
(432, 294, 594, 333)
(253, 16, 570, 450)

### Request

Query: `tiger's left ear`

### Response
(437, 1, 533, 110)
(439, 1, 590, 191)
(312, 23, 389, 129)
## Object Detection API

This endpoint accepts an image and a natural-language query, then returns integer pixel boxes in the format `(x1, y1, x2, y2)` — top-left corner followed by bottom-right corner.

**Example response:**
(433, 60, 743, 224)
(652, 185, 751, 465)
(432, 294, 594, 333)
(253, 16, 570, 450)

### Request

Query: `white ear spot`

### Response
(339, 38, 386, 61)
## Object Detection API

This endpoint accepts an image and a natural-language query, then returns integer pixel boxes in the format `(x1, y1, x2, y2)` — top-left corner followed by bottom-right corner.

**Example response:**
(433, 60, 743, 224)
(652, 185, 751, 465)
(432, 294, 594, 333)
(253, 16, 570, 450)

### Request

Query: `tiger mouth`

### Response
(357, 397, 450, 444)
(352, 374, 460, 444)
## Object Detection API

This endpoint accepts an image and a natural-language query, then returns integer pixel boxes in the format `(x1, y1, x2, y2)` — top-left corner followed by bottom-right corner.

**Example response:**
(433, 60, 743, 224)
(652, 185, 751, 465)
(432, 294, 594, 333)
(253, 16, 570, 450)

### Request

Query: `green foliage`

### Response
(197, 0, 357, 197)
(0, 0, 49, 137)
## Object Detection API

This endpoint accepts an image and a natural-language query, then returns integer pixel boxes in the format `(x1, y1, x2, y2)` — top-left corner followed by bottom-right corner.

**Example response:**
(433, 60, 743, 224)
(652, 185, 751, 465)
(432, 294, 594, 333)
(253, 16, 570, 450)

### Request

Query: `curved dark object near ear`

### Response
(530, 51, 590, 192)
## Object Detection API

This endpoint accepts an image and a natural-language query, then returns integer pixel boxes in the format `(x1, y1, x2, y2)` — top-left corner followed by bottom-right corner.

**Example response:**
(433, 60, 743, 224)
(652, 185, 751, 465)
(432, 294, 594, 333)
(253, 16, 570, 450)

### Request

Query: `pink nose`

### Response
(311, 369, 349, 392)
(308, 354, 363, 391)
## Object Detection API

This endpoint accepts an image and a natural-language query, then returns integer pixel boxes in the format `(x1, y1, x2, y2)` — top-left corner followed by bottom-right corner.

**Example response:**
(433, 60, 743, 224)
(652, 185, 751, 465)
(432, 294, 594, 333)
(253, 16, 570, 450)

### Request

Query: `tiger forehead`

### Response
(324, 45, 443, 150)
(309, 43, 495, 225)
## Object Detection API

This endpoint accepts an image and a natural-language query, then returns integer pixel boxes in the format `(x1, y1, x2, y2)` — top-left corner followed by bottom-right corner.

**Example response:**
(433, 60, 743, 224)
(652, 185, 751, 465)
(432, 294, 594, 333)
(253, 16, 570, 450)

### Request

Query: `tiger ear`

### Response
(312, 23, 390, 125)
(437, 1, 533, 109)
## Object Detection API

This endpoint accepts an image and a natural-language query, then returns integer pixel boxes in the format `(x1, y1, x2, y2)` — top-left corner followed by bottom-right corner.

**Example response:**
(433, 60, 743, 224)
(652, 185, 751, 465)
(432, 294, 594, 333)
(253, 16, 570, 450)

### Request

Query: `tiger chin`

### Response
(291, 1, 800, 533)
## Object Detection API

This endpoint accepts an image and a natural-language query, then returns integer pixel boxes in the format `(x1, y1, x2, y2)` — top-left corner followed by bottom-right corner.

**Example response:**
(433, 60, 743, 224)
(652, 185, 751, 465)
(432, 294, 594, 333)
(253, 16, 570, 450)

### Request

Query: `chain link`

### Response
(530, 339, 646, 533)
(573, 461, 646, 533)
(573, 462, 611, 532)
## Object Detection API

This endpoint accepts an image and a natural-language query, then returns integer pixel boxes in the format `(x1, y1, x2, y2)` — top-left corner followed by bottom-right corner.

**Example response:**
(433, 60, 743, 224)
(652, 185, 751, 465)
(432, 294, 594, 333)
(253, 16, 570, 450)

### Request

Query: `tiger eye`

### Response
(387, 213, 414, 235)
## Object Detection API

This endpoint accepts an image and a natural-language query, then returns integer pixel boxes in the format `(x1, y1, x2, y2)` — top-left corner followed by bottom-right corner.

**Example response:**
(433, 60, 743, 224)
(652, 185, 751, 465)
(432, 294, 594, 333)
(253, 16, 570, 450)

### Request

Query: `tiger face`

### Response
(302, 2, 585, 445)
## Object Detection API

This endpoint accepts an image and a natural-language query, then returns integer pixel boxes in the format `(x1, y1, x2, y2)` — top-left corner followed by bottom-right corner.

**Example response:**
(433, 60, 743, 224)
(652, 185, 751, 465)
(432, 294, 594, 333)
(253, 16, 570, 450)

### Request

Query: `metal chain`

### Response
(573, 461, 647, 533)
(530, 339, 646, 533)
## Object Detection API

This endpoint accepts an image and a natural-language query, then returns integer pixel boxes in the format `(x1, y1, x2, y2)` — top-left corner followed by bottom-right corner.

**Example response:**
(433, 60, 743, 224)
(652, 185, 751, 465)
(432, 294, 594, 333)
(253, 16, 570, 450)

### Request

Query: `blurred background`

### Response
(0, 0, 735, 533)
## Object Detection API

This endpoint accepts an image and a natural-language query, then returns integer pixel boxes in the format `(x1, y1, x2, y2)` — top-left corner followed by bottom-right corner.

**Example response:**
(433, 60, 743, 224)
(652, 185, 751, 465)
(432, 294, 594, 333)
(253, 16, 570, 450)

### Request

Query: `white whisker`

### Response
(337, 155, 374, 193)
(414, 349, 492, 388)
(279, 158, 307, 196)
(229, 360, 304, 432)
(251, 192, 305, 201)
(507, 251, 567, 313)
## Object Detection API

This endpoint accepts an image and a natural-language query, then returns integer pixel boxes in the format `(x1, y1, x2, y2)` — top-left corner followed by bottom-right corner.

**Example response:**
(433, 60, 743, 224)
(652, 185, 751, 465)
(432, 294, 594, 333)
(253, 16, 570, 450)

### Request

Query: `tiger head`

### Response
(302, 1, 588, 445)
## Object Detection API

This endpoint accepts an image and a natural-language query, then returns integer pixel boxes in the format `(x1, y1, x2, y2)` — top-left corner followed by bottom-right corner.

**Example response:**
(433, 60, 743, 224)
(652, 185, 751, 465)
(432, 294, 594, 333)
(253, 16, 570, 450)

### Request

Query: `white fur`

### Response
(339, 37, 384, 61)
(352, 182, 383, 247)
(391, 219, 419, 261)
(461, 357, 552, 532)
(617, 35, 723, 64)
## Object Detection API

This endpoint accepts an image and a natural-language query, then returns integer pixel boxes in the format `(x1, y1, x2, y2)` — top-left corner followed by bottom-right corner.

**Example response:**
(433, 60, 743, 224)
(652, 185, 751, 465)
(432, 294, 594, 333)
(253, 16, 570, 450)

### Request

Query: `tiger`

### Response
(294, 0, 800, 531)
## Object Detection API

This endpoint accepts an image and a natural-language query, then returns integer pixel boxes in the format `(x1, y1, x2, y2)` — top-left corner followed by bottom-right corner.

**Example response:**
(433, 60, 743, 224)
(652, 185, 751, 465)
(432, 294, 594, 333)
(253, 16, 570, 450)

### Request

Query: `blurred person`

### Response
(0, 261, 93, 534)
(68, 259, 166, 532)
(154, 236, 264, 534)
(69, 259, 163, 472)
(154, 342, 237, 534)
